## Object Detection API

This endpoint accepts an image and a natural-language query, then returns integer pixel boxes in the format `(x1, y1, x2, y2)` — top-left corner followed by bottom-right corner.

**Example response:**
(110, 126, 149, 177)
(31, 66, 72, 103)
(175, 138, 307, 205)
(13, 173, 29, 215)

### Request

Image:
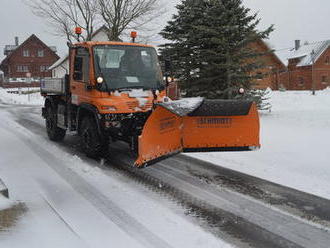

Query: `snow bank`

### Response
(190, 89, 330, 199)
(0, 195, 14, 211)
(0, 87, 43, 105)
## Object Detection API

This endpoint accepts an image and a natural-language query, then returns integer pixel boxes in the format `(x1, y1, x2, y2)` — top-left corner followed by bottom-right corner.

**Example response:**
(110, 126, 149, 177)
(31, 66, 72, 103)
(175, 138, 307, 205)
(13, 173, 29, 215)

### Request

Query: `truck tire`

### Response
(46, 105, 66, 141)
(80, 116, 108, 158)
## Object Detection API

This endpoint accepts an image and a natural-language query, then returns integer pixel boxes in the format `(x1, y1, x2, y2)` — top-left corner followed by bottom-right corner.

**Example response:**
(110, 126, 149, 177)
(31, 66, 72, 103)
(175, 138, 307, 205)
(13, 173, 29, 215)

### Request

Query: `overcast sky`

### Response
(1, 0, 330, 60)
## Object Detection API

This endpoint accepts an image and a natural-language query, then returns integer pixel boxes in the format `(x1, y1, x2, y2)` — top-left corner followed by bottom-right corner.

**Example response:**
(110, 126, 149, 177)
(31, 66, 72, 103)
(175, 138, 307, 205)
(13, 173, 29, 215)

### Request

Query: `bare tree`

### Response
(25, 0, 99, 42)
(97, 0, 165, 41)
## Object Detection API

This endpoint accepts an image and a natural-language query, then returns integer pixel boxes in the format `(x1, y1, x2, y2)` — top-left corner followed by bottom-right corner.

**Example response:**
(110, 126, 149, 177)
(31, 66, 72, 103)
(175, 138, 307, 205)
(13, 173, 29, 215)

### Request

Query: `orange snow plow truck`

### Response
(41, 38, 260, 167)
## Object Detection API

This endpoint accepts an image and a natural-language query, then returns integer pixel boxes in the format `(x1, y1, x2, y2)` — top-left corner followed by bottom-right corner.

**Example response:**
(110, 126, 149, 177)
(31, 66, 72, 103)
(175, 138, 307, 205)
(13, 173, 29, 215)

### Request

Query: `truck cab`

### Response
(42, 41, 169, 158)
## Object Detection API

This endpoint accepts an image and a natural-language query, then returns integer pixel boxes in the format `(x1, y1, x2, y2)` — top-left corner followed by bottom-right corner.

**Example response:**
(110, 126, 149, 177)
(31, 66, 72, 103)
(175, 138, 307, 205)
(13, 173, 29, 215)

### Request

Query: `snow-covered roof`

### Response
(48, 54, 68, 70)
(49, 25, 110, 71)
(275, 40, 330, 67)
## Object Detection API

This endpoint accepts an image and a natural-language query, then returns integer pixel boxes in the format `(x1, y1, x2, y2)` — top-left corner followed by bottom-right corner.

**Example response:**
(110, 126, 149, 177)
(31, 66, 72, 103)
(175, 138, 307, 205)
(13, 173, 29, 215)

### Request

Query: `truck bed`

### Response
(40, 78, 66, 95)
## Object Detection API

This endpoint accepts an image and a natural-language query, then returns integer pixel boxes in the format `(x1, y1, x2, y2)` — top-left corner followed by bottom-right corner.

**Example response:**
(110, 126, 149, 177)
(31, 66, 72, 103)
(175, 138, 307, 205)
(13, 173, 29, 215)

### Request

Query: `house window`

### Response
(23, 50, 29, 57)
(40, 65, 49, 72)
(326, 57, 330, 65)
(38, 49, 44, 57)
(256, 72, 263, 80)
(321, 75, 328, 83)
(17, 65, 29, 72)
(298, 77, 304, 86)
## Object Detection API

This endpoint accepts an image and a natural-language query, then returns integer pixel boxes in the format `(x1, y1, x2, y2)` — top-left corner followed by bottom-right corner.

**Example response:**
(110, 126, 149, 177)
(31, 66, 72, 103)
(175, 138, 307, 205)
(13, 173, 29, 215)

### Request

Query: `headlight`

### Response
(97, 77, 104, 84)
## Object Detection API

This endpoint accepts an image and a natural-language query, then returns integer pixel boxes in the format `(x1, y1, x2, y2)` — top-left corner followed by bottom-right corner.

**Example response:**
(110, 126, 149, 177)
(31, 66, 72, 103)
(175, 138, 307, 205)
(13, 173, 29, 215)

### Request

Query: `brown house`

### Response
(249, 39, 286, 90)
(0, 34, 59, 88)
(277, 40, 330, 90)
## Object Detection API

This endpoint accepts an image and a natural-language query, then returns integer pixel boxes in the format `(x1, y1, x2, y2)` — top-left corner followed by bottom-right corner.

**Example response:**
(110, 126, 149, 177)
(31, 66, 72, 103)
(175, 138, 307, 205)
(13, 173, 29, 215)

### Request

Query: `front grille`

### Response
(126, 101, 152, 111)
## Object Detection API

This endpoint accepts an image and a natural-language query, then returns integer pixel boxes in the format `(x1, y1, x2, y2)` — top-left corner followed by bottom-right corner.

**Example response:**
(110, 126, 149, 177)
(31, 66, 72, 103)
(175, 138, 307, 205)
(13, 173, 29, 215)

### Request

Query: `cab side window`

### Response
(73, 48, 89, 82)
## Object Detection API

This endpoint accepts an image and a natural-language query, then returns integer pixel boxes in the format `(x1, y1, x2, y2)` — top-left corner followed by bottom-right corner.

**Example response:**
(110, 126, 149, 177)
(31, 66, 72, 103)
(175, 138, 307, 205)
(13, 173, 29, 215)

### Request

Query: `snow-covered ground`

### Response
(1, 87, 330, 201)
(0, 87, 43, 105)
(191, 89, 330, 200)
(0, 195, 13, 211)
(0, 90, 232, 247)
(1, 87, 330, 247)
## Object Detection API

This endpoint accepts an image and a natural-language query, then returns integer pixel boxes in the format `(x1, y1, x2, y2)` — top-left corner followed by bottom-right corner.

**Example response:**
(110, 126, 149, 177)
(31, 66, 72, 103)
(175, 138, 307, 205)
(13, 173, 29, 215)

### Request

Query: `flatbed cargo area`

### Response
(40, 78, 66, 95)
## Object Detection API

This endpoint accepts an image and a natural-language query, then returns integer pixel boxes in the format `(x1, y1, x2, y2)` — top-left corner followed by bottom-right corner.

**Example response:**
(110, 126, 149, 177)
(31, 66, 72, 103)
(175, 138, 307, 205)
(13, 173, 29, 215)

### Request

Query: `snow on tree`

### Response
(160, 0, 274, 100)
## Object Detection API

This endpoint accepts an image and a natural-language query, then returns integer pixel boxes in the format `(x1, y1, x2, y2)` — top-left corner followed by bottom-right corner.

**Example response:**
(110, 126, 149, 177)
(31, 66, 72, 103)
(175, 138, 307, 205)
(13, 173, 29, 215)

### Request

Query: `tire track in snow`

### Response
(168, 155, 330, 227)
(105, 143, 330, 248)
(11, 107, 330, 248)
(5, 121, 173, 248)
(152, 163, 330, 248)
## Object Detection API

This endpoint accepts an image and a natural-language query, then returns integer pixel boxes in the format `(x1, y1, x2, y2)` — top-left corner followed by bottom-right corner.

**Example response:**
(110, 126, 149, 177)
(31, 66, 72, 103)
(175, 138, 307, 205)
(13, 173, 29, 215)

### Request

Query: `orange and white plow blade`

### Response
(134, 105, 183, 167)
(182, 102, 260, 152)
(134, 99, 260, 167)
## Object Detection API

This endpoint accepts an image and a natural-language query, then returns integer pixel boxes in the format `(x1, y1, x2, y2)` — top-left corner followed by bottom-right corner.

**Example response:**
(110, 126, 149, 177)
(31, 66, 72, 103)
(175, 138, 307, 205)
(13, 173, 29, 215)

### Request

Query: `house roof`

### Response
(275, 40, 330, 67)
(49, 25, 111, 71)
(48, 54, 69, 70)
(92, 25, 110, 39)
(48, 25, 113, 70)
(255, 39, 286, 70)
(0, 34, 59, 68)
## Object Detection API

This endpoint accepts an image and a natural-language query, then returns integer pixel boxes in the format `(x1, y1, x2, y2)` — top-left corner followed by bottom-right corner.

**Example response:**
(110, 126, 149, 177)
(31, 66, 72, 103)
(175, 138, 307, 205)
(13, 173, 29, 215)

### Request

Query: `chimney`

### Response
(295, 40, 300, 51)
(15, 37, 19, 46)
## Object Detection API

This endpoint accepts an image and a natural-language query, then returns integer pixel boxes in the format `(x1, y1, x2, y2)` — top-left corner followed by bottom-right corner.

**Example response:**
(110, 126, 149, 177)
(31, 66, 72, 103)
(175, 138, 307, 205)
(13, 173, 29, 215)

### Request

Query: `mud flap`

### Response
(134, 98, 260, 167)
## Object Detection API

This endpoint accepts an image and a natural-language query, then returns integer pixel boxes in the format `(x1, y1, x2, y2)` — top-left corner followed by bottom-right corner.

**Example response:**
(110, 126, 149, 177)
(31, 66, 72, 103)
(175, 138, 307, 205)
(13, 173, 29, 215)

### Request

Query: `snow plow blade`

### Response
(182, 100, 260, 153)
(134, 98, 260, 167)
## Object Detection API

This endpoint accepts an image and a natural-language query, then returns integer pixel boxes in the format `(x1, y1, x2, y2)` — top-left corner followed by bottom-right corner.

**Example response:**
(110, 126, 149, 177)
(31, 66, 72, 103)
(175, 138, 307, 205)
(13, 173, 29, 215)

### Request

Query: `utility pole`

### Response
(311, 50, 316, 95)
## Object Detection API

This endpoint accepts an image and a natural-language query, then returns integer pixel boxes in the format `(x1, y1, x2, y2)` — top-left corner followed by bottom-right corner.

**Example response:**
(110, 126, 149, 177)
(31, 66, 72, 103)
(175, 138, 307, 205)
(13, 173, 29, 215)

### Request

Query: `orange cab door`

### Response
(70, 47, 92, 105)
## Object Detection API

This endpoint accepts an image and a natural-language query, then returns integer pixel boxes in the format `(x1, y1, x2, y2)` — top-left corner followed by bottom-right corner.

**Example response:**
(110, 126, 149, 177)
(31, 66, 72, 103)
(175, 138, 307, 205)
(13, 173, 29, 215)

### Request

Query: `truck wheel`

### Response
(80, 116, 108, 158)
(46, 105, 66, 141)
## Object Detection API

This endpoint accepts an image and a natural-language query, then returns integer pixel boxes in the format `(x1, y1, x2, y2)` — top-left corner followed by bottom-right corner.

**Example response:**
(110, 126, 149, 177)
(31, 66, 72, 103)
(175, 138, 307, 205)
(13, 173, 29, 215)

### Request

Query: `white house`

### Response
(0, 70, 4, 83)
(49, 26, 110, 78)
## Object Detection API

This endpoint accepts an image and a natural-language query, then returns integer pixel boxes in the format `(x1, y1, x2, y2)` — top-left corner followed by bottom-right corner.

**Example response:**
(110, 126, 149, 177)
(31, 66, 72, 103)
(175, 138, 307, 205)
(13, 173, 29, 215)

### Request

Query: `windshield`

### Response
(93, 45, 164, 91)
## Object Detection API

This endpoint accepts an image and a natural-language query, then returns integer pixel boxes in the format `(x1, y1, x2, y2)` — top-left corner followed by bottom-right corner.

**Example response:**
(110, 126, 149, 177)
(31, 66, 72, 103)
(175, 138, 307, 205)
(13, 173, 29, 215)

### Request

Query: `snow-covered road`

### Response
(0, 103, 230, 248)
(1, 89, 330, 248)
(190, 90, 330, 200)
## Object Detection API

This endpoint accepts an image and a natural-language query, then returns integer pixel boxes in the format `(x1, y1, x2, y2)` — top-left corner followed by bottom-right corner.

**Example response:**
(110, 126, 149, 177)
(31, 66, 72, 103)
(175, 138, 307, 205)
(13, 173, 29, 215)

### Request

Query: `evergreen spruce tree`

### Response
(160, 0, 274, 99)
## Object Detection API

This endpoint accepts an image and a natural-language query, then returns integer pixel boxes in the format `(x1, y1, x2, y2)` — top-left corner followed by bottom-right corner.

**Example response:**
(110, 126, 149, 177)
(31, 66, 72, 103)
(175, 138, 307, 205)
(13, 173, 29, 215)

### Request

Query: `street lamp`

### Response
(311, 50, 316, 95)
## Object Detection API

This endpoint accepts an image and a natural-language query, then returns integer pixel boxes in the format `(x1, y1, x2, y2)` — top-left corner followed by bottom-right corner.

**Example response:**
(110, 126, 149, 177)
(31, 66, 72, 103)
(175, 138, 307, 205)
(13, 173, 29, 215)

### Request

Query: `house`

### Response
(0, 70, 3, 83)
(276, 40, 330, 90)
(0, 35, 59, 88)
(49, 25, 110, 79)
(249, 39, 286, 90)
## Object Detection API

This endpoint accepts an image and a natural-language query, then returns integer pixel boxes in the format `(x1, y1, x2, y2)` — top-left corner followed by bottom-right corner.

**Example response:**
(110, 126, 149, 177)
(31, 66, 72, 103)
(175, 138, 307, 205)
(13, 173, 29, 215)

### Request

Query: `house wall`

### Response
(92, 31, 109, 42)
(248, 40, 286, 90)
(279, 47, 330, 90)
(51, 29, 109, 78)
(2, 35, 59, 80)
(52, 59, 69, 79)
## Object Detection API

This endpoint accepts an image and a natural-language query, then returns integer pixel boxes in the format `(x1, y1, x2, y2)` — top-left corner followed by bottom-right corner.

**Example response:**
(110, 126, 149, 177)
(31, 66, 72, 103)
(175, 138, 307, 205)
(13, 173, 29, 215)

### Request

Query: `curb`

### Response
(0, 178, 9, 198)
